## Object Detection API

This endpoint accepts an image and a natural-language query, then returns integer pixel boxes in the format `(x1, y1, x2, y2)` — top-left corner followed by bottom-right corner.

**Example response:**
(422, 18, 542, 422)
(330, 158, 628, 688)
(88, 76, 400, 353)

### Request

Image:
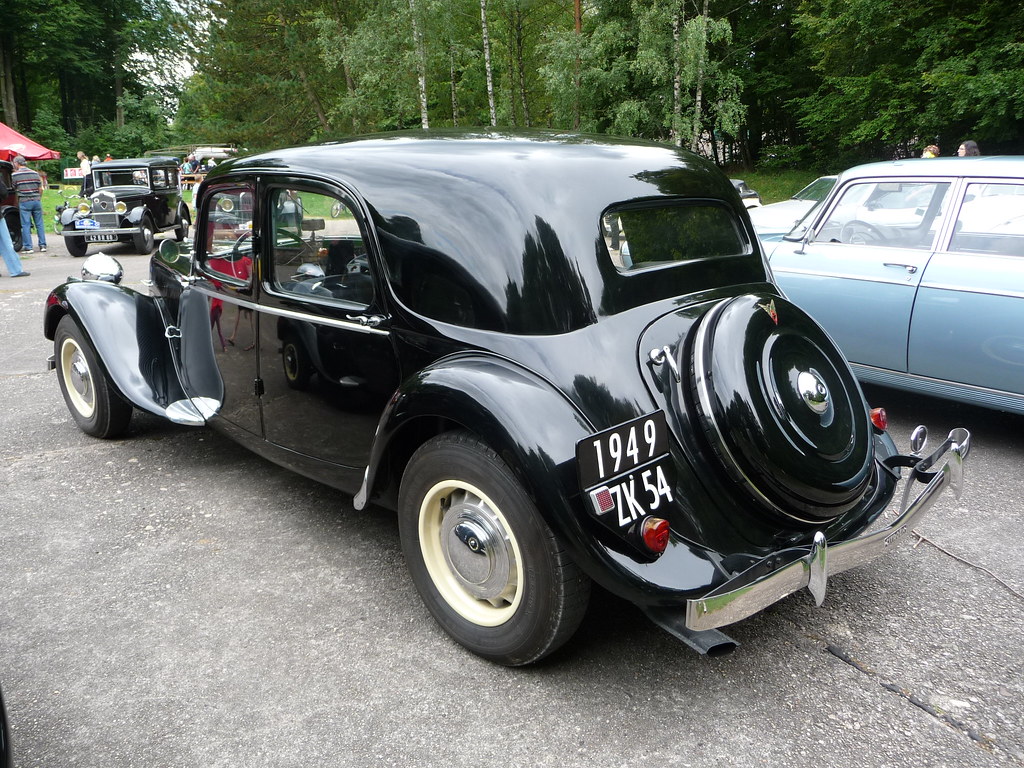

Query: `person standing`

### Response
(77, 150, 92, 193)
(0, 175, 29, 276)
(11, 155, 47, 253)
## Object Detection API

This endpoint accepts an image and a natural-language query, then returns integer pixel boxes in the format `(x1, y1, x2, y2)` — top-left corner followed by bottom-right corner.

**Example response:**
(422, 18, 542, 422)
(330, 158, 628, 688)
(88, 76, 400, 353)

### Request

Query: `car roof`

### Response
(207, 131, 762, 334)
(95, 156, 179, 170)
(840, 156, 1024, 182)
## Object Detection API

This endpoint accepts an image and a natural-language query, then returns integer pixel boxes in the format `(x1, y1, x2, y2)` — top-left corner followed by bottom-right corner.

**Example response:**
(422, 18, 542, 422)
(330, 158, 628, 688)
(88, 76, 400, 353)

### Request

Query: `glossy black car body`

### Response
(43, 132, 970, 665)
(58, 156, 190, 258)
(0, 683, 11, 768)
(0, 159, 22, 251)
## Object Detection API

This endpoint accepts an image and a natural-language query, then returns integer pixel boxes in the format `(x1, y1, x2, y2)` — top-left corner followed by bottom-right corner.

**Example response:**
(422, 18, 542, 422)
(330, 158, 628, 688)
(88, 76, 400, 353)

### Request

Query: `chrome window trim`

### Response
(192, 284, 390, 337)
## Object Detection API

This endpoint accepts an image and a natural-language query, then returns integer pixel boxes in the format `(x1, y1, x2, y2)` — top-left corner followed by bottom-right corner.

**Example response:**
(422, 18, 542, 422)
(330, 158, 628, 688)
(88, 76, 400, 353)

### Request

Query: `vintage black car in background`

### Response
(58, 156, 190, 258)
(43, 133, 970, 665)
(0, 159, 22, 251)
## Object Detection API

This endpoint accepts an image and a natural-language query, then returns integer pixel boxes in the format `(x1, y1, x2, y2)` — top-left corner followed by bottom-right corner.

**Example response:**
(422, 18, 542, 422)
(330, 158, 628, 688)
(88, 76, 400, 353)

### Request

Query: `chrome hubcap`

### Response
(440, 490, 517, 605)
(797, 369, 830, 415)
(61, 339, 95, 417)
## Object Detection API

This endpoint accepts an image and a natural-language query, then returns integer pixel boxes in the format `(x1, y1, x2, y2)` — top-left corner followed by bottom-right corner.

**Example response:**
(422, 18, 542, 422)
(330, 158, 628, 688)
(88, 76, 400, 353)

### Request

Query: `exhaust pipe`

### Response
(643, 606, 738, 657)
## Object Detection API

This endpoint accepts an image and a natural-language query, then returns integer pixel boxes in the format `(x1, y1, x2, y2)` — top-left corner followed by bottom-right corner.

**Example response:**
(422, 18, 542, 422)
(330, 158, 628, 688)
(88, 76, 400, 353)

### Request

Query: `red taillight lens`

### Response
(870, 407, 888, 431)
(640, 517, 671, 554)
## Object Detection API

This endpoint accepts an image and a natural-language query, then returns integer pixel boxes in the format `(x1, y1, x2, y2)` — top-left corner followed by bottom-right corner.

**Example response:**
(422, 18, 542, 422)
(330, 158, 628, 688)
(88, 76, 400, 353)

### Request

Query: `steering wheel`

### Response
(230, 231, 252, 261)
(840, 220, 885, 245)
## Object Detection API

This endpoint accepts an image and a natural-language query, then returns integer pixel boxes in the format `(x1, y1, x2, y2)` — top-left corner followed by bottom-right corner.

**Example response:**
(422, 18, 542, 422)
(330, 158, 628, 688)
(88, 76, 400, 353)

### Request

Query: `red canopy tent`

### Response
(0, 121, 61, 161)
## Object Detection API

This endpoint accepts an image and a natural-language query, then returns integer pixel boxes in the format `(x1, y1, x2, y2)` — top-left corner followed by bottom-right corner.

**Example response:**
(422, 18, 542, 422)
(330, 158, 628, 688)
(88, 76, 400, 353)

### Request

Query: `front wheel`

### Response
(54, 315, 133, 438)
(64, 233, 88, 258)
(134, 214, 155, 254)
(398, 432, 590, 666)
(174, 209, 191, 242)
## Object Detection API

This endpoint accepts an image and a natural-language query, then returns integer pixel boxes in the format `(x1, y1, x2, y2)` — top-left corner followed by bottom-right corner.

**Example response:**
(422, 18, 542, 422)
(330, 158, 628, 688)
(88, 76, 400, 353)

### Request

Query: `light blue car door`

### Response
(909, 180, 1024, 395)
(769, 179, 951, 371)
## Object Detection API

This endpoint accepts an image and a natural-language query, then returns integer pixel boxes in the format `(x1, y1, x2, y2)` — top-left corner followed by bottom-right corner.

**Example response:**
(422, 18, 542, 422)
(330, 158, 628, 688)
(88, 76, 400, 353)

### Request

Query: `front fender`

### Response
(44, 280, 197, 423)
(357, 353, 722, 606)
(128, 206, 147, 225)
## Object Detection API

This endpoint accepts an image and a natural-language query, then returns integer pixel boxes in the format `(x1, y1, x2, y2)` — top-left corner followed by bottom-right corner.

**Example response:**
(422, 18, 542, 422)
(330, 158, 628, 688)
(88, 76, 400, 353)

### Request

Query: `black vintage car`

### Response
(0, 159, 22, 251)
(58, 156, 190, 258)
(43, 132, 970, 665)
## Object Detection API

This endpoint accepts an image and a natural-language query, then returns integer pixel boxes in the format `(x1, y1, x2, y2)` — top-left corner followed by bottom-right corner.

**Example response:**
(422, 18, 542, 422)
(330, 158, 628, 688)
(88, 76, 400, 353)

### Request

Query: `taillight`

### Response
(870, 407, 888, 431)
(640, 517, 670, 554)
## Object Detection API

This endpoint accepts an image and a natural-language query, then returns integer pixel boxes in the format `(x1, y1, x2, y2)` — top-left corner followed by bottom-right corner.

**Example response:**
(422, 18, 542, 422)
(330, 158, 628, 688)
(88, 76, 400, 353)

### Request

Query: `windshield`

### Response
(793, 176, 836, 201)
(94, 168, 150, 188)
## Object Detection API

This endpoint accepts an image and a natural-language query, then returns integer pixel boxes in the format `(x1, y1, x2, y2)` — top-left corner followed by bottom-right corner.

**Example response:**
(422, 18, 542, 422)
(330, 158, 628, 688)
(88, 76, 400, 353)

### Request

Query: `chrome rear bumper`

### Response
(685, 427, 970, 632)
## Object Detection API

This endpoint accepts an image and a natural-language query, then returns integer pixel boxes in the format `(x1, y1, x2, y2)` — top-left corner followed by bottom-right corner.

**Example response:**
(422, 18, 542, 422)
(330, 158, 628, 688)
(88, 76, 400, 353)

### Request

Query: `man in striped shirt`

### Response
(12, 155, 47, 253)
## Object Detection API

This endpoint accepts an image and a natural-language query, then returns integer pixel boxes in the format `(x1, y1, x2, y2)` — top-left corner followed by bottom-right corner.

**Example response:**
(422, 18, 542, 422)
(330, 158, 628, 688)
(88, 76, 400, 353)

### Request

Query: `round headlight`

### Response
(114, 201, 127, 214)
(77, 201, 92, 214)
(80, 253, 125, 284)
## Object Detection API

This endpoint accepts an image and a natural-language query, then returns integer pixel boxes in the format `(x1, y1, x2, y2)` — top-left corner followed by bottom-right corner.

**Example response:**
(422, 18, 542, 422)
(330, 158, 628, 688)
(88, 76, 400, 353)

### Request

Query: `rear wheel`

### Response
(54, 315, 133, 438)
(398, 432, 590, 665)
(133, 214, 155, 254)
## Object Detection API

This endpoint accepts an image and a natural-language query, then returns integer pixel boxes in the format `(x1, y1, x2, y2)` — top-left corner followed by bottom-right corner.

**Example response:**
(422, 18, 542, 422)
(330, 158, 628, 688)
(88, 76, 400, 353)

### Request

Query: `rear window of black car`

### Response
(602, 202, 749, 273)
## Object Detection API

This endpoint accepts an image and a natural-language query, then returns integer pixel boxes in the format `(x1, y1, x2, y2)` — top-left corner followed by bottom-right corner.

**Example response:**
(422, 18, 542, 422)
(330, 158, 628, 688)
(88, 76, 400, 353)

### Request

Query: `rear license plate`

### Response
(576, 411, 674, 527)
(74, 218, 100, 229)
(85, 234, 117, 242)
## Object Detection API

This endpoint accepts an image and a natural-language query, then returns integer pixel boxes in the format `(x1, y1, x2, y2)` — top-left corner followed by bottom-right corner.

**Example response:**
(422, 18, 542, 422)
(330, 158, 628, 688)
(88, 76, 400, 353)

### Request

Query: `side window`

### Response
(950, 183, 1024, 256)
(200, 184, 255, 286)
(269, 188, 373, 307)
(815, 181, 950, 249)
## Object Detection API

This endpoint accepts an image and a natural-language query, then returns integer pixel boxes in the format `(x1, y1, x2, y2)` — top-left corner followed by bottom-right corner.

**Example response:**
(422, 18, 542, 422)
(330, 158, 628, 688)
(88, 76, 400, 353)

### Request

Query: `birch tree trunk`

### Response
(689, 0, 709, 153)
(480, 0, 497, 126)
(410, 0, 430, 129)
(671, 5, 683, 147)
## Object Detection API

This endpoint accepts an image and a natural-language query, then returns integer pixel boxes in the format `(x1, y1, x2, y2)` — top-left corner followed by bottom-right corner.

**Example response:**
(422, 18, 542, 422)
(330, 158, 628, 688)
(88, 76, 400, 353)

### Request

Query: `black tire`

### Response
(133, 214, 155, 254)
(4, 210, 22, 251)
(64, 233, 88, 258)
(281, 333, 313, 390)
(54, 315, 133, 438)
(174, 208, 190, 242)
(398, 431, 590, 666)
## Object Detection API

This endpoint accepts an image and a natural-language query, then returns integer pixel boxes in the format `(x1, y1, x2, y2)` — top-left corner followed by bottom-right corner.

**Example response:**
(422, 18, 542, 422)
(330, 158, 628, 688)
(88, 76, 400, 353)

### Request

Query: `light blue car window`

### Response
(814, 181, 950, 250)
(950, 183, 1024, 256)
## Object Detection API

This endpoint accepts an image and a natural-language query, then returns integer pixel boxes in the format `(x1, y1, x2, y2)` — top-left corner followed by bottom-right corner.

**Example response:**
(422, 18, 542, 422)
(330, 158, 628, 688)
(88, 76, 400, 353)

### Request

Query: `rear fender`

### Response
(44, 280, 205, 425)
(356, 354, 722, 605)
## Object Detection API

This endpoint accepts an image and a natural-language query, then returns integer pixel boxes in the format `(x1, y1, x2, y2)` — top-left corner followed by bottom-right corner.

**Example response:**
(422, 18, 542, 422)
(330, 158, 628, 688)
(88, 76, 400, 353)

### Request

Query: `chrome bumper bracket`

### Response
(685, 427, 970, 632)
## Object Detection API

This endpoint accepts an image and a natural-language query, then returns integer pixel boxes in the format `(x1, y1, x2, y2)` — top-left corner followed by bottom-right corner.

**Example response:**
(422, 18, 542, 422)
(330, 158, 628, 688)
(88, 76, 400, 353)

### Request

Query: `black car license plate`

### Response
(576, 411, 674, 527)
(85, 234, 118, 242)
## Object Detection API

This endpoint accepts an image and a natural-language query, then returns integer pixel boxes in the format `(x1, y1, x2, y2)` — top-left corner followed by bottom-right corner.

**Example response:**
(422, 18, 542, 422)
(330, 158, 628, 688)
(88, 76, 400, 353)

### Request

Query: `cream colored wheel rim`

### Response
(60, 336, 96, 418)
(418, 479, 523, 627)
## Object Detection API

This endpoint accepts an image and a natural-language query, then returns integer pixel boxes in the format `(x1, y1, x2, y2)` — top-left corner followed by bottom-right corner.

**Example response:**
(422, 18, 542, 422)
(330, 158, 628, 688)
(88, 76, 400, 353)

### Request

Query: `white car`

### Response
(749, 175, 836, 241)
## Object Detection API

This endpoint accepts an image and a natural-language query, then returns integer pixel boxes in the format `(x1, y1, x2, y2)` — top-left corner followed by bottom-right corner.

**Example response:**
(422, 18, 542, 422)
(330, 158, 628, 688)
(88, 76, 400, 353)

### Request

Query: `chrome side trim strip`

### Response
(191, 284, 390, 336)
(685, 427, 970, 632)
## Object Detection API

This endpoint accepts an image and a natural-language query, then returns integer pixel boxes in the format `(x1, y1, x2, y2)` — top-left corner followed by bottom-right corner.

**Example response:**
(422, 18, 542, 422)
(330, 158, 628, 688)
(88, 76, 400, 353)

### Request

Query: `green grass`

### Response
(737, 170, 822, 204)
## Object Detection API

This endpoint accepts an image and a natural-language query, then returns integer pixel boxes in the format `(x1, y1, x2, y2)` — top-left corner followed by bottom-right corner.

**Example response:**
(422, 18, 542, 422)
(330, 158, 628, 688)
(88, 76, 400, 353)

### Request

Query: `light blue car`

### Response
(765, 156, 1024, 414)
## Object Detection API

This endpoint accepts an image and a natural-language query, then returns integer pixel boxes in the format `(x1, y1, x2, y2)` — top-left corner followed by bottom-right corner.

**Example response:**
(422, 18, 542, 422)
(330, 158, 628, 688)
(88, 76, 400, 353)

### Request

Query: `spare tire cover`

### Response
(690, 293, 873, 522)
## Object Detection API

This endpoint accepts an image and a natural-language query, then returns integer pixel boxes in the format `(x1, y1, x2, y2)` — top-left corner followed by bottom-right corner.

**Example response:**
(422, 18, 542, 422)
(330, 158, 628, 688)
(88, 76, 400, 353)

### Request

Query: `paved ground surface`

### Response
(2, 236, 1022, 767)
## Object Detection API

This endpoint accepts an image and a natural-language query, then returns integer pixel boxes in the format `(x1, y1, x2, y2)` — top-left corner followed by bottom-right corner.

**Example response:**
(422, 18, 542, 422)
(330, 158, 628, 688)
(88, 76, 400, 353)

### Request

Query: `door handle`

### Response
(345, 314, 385, 328)
(883, 262, 918, 274)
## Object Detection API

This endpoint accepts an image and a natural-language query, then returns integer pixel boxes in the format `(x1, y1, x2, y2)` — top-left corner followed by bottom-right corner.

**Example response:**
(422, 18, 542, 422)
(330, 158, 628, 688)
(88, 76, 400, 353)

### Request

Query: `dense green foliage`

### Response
(3, 0, 1022, 174)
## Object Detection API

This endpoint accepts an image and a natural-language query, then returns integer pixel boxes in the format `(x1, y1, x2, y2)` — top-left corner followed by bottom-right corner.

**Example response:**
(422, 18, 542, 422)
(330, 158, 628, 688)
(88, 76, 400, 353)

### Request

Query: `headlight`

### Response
(114, 201, 127, 214)
(76, 201, 91, 214)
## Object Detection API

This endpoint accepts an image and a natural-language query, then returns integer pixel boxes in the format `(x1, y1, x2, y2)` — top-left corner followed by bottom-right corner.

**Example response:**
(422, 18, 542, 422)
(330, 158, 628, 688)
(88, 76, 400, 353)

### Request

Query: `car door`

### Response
(769, 178, 952, 371)
(255, 182, 400, 470)
(188, 181, 263, 437)
(908, 180, 1024, 394)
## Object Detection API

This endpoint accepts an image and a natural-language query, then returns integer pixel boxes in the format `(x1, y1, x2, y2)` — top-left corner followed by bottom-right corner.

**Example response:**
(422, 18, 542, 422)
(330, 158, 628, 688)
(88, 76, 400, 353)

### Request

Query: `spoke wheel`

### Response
(54, 315, 132, 438)
(399, 432, 590, 665)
